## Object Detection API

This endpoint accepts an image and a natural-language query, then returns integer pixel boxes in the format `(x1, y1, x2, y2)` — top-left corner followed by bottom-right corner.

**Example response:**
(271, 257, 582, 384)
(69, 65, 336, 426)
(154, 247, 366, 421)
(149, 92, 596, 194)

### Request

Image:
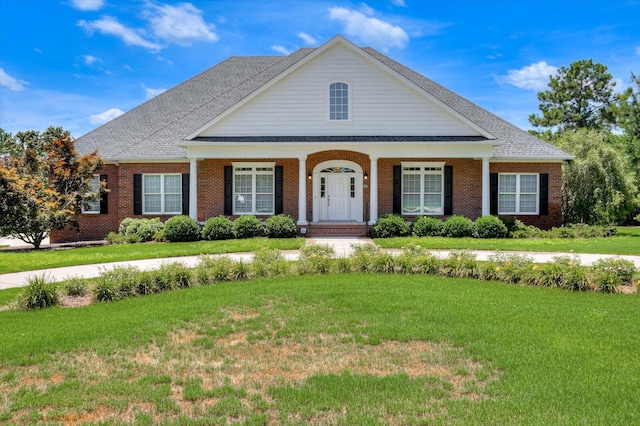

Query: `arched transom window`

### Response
(329, 82, 348, 120)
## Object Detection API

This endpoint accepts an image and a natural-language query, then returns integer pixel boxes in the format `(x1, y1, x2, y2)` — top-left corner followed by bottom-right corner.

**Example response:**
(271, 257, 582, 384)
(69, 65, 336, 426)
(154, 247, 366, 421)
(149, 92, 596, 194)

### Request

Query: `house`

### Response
(51, 35, 571, 243)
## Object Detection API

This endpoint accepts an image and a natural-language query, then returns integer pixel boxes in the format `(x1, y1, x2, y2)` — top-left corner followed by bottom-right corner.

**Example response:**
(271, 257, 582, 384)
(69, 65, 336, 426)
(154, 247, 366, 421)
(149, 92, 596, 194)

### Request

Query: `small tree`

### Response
(555, 130, 636, 225)
(0, 128, 104, 248)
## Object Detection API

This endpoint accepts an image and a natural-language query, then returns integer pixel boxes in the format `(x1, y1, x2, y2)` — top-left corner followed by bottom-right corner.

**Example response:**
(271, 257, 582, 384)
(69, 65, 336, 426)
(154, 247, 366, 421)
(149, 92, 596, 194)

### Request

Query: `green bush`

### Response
(64, 277, 88, 297)
(202, 216, 234, 240)
(252, 248, 290, 277)
(591, 257, 636, 285)
(114, 217, 164, 242)
(93, 277, 119, 302)
(412, 216, 443, 237)
(233, 215, 264, 239)
(372, 214, 410, 238)
(442, 215, 474, 238)
(19, 275, 59, 310)
(475, 215, 508, 239)
(265, 214, 298, 238)
(164, 215, 201, 242)
(298, 244, 335, 275)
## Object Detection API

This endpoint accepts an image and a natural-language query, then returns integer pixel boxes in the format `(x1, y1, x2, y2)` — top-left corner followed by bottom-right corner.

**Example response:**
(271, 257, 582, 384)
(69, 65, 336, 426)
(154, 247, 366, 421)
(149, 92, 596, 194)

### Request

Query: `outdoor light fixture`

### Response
(364, 172, 368, 180)
(308, 172, 312, 180)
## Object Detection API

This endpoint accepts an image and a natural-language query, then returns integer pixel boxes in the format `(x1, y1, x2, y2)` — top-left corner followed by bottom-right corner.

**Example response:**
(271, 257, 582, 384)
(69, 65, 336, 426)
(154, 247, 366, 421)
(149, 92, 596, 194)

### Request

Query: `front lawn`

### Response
(1, 274, 638, 424)
(0, 238, 304, 274)
(375, 226, 640, 254)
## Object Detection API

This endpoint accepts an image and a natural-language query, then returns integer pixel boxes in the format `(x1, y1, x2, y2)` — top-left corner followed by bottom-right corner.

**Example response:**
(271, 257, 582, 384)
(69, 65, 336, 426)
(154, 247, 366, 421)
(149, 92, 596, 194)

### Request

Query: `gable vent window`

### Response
(329, 82, 348, 120)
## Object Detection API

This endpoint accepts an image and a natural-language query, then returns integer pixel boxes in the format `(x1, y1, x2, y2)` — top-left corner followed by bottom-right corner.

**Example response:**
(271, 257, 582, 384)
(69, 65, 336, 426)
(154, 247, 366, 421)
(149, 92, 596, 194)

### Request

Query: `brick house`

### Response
(51, 35, 571, 243)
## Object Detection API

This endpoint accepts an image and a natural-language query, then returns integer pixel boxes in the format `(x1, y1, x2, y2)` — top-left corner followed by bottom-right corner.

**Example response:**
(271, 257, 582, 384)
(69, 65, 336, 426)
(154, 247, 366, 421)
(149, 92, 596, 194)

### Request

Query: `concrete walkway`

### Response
(1, 237, 639, 290)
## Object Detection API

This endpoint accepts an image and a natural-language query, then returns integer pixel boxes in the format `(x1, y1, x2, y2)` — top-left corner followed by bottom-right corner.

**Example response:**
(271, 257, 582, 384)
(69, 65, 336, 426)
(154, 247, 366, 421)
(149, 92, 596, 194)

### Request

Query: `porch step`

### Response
(303, 223, 370, 237)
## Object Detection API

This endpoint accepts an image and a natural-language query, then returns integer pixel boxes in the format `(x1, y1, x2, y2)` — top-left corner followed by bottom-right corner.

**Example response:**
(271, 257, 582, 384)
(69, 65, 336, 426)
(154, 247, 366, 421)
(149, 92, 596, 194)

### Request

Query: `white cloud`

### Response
(70, 0, 104, 11)
(328, 6, 409, 50)
(89, 108, 124, 125)
(500, 61, 558, 91)
(0, 68, 29, 91)
(83, 55, 101, 66)
(146, 3, 218, 46)
(297, 32, 317, 45)
(78, 17, 163, 52)
(143, 86, 167, 99)
(391, 0, 407, 6)
(271, 45, 292, 55)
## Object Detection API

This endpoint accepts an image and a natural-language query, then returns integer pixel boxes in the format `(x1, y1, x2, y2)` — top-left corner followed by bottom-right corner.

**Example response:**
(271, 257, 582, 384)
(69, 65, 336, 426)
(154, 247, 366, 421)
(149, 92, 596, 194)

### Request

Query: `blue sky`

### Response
(1, 0, 639, 137)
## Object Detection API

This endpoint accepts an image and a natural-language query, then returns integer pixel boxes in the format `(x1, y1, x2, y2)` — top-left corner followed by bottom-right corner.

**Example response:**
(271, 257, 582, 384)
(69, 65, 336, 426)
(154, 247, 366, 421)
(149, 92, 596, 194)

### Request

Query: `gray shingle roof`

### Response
(76, 42, 571, 161)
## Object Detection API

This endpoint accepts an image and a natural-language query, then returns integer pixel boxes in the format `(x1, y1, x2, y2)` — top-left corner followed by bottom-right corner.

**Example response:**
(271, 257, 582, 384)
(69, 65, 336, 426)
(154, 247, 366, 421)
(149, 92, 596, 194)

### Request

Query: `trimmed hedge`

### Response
(475, 215, 508, 238)
(373, 214, 410, 238)
(412, 216, 443, 237)
(233, 215, 264, 239)
(442, 215, 474, 238)
(164, 216, 201, 242)
(202, 216, 234, 241)
(265, 215, 298, 238)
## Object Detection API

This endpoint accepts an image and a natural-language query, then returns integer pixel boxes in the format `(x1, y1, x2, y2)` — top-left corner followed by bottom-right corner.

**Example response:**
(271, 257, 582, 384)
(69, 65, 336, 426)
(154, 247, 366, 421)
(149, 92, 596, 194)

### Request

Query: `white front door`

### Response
(326, 174, 350, 221)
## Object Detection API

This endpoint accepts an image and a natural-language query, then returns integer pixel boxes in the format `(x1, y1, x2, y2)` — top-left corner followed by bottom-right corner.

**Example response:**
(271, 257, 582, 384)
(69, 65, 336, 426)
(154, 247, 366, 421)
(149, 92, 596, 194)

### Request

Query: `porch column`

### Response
(298, 157, 308, 225)
(369, 156, 378, 224)
(482, 157, 490, 216)
(189, 158, 198, 221)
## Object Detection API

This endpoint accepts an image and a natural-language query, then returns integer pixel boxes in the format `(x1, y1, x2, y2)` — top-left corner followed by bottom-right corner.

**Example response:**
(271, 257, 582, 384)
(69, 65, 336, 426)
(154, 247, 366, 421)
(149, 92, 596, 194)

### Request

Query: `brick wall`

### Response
(50, 164, 121, 242)
(50, 156, 564, 243)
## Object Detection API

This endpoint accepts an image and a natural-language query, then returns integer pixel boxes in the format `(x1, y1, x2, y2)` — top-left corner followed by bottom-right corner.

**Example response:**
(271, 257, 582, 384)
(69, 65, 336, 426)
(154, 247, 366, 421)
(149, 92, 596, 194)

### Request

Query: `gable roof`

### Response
(75, 36, 571, 162)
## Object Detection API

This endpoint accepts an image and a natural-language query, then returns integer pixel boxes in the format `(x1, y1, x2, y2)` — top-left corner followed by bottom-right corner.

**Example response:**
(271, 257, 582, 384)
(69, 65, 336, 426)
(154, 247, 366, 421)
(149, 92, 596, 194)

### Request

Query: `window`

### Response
(233, 163, 275, 214)
(143, 174, 182, 214)
(329, 82, 348, 120)
(82, 175, 101, 214)
(401, 163, 444, 214)
(498, 174, 538, 214)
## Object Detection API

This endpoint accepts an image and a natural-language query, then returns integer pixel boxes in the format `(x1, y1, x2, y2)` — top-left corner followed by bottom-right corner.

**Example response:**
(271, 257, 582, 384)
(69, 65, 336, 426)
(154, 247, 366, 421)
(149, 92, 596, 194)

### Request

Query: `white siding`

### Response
(200, 45, 480, 137)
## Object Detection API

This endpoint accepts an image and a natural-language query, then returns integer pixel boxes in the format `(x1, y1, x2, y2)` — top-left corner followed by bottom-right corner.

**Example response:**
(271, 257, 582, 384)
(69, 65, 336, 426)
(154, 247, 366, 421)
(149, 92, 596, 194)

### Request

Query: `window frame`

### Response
(400, 162, 445, 215)
(328, 81, 350, 121)
(232, 162, 276, 215)
(81, 175, 101, 214)
(142, 173, 182, 215)
(497, 173, 539, 215)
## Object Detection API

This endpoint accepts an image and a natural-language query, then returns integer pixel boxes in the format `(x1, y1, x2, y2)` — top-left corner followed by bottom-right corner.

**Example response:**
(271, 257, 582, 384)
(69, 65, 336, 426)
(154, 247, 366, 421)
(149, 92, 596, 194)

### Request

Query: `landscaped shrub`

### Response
(412, 216, 443, 237)
(351, 244, 383, 272)
(93, 277, 119, 302)
(591, 257, 636, 286)
(252, 248, 290, 277)
(202, 216, 234, 241)
(19, 274, 59, 310)
(475, 215, 508, 239)
(298, 244, 335, 275)
(113, 218, 164, 243)
(64, 277, 88, 297)
(265, 214, 298, 238)
(541, 224, 617, 239)
(441, 251, 479, 278)
(164, 215, 201, 242)
(511, 223, 541, 239)
(442, 215, 474, 238)
(233, 215, 264, 239)
(197, 255, 235, 283)
(372, 214, 410, 238)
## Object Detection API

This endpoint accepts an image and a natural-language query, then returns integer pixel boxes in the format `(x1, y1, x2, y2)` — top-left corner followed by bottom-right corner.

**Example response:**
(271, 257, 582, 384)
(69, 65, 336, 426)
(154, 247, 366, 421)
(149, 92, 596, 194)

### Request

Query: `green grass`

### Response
(1, 274, 639, 424)
(0, 238, 304, 274)
(375, 226, 640, 254)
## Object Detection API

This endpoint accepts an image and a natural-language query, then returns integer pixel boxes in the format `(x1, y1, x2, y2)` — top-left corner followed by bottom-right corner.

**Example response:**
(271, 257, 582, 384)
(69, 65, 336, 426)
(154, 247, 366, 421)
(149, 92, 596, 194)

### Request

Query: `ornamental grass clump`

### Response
(252, 248, 290, 277)
(441, 251, 478, 278)
(298, 244, 335, 275)
(19, 274, 59, 310)
(351, 244, 384, 272)
(64, 277, 88, 297)
(197, 255, 235, 283)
